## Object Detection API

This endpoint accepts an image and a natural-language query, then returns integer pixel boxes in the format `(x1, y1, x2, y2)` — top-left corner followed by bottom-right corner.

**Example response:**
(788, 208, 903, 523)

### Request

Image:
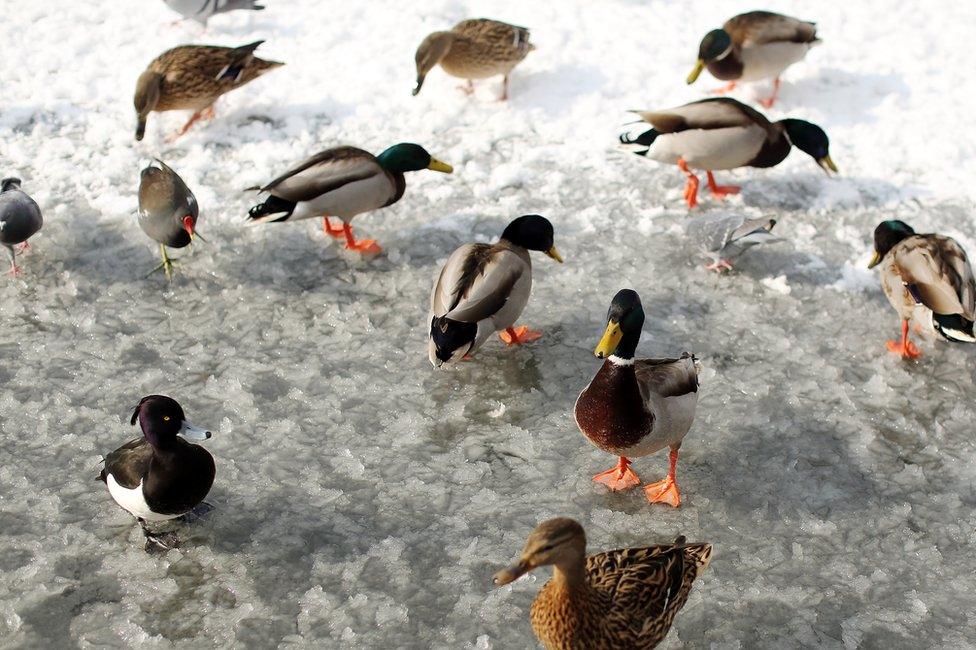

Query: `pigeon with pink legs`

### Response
(686, 212, 783, 272)
(0, 178, 43, 277)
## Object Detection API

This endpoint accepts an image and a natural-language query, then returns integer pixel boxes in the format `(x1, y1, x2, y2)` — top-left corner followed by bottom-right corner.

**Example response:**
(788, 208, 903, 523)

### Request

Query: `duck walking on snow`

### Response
(99, 396, 214, 550)
(428, 215, 563, 367)
(687, 10, 819, 107)
(575, 290, 700, 506)
(620, 97, 836, 209)
(413, 18, 534, 100)
(161, 0, 265, 26)
(138, 159, 202, 279)
(0, 178, 42, 277)
(246, 143, 453, 255)
(869, 220, 976, 359)
(493, 517, 712, 650)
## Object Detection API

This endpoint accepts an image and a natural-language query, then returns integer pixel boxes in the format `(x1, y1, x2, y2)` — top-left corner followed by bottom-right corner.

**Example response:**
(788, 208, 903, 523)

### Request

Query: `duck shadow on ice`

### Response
(739, 173, 904, 211)
(783, 68, 910, 126)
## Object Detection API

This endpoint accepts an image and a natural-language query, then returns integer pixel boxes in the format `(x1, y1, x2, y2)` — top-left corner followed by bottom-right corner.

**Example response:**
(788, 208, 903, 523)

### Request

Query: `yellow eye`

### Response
(163, 416, 171, 421)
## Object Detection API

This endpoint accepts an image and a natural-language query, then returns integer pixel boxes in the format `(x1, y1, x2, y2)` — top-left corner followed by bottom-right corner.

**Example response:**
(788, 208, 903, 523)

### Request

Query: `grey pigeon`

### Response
(685, 212, 782, 271)
(162, 0, 265, 26)
(0, 178, 43, 276)
(138, 160, 200, 279)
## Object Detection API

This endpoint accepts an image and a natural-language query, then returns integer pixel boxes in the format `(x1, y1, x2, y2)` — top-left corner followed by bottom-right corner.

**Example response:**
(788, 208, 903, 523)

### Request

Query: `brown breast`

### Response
(574, 361, 652, 454)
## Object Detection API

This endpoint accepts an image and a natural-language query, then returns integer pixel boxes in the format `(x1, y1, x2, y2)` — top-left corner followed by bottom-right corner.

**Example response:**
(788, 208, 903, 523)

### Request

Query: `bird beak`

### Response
(183, 215, 196, 240)
(412, 76, 425, 96)
(595, 321, 622, 358)
(135, 119, 146, 142)
(868, 251, 881, 269)
(817, 155, 838, 175)
(686, 59, 705, 84)
(493, 558, 532, 586)
(546, 246, 564, 263)
(427, 158, 453, 173)
(179, 420, 212, 441)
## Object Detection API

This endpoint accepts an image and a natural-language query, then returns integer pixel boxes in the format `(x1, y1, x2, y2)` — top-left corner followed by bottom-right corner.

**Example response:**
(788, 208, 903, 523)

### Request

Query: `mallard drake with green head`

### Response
(493, 517, 712, 650)
(413, 18, 534, 100)
(574, 290, 700, 506)
(687, 10, 819, 107)
(134, 40, 282, 141)
(246, 143, 453, 255)
(428, 215, 563, 367)
(868, 220, 976, 359)
(619, 97, 836, 209)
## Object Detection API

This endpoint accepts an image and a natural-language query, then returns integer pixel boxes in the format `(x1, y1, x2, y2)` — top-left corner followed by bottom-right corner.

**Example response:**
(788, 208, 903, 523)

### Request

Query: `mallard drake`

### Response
(138, 159, 201, 279)
(246, 143, 453, 255)
(0, 178, 42, 277)
(687, 11, 819, 107)
(99, 395, 214, 550)
(686, 212, 782, 272)
(493, 517, 712, 650)
(574, 290, 699, 506)
(868, 220, 976, 359)
(413, 18, 534, 100)
(134, 40, 282, 141)
(161, 0, 265, 26)
(428, 215, 563, 367)
(619, 97, 837, 209)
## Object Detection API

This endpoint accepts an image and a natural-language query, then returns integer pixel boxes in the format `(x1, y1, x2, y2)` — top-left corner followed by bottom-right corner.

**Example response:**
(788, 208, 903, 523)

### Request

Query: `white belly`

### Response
(290, 174, 393, 221)
(739, 42, 812, 82)
(106, 475, 180, 522)
(647, 125, 765, 171)
(617, 392, 698, 458)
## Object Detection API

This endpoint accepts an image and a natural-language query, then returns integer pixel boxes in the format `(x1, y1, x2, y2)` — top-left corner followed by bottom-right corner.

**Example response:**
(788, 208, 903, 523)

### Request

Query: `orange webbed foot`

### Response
(643, 476, 681, 507)
(322, 217, 345, 239)
(499, 326, 542, 345)
(886, 339, 921, 359)
(593, 458, 641, 492)
(344, 239, 382, 255)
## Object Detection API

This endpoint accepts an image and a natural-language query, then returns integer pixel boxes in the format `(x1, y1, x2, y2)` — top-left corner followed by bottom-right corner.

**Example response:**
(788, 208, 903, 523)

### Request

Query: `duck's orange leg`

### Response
(644, 448, 681, 507)
(593, 457, 641, 492)
(759, 77, 781, 109)
(340, 223, 382, 255)
(677, 158, 700, 209)
(499, 326, 542, 345)
(706, 171, 740, 197)
(708, 81, 737, 95)
(322, 217, 345, 239)
(886, 319, 921, 359)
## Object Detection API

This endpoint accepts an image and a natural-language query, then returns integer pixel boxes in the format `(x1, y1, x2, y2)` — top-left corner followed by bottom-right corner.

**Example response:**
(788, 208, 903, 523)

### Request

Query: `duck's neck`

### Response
(611, 328, 640, 362)
(707, 50, 743, 81)
(551, 558, 588, 592)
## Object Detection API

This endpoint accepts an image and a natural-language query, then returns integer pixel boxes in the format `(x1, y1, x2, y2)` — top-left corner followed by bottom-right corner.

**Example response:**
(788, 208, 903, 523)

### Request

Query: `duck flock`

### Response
(3, 1, 976, 648)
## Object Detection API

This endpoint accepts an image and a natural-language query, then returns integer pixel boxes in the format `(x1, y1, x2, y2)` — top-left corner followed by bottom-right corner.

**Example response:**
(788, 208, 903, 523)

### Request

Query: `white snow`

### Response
(2, 0, 976, 648)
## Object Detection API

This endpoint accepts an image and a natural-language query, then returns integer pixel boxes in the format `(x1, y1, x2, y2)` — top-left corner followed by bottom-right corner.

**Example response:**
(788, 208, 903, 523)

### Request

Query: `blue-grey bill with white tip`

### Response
(179, 421, 212, 440)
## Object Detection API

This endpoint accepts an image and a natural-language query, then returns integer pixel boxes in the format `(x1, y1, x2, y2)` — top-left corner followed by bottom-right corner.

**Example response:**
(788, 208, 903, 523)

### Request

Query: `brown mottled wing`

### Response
(148, 43, 281, 104)
(440, 245, 526, 323)
(260, 146, 385, 203)
(893, 235, 976, 319)
(724, 11, 818, 46)
(634, 354, 699, 400)
(631, 98, 770, 135)
(99, 437, 151, 488)
(453, 18, 534, 55)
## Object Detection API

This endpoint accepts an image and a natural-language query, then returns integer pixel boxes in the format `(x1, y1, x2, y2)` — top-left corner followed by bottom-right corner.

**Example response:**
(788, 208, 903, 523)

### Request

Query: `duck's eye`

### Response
(163, 416, 171, 421)
(540, 544, 555, 552)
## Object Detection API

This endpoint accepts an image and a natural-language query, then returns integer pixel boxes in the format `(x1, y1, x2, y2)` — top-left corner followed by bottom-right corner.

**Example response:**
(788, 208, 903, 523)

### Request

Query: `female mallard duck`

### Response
(246, 143, 453, 255)
(493, 517, 712, 650)
(134, 40, 282, 141)
(574, 290, 699, 506)
(620, 97, 836, 209)
(868, 220, 976, 359)
(687, 11, 819, 107)
(138, 159, 201, 280)
(99, 395, 214, 550)
(428, 215, 563, 367)
(413, 18, 534, 100)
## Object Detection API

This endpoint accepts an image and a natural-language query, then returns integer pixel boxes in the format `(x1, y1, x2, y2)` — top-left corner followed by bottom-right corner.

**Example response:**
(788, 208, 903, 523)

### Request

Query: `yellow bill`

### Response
(868, 251, 881, 268)
(686, 60, 705, 85)
(595, 321, 622, 358)
(818, 155, 838, 174)
(427, 158, 453, 173)
(547, 246, 564, 263)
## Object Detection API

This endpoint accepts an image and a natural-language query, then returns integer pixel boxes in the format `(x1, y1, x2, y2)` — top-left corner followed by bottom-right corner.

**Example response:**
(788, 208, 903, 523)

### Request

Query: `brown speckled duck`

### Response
(574, 290, 700, 506)
(134, 40, 283, 141)
(868, 220, 976, 359)
(413, 18, 534, 100)
(494, 518, 712, 650)
(687, 11, 819, 107)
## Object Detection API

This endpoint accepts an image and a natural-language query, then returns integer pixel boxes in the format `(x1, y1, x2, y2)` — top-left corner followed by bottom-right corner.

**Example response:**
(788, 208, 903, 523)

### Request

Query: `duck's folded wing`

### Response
(261, 147, 384, 202)
(431, 243, 487, 317)
(442, 247, 526, 323)
(634, 354, 699, 400)
(99, 437, 152, 488)
(631, 98, 768, 134)
(894, 236, 976, 319)
(725, 11, 818, 46)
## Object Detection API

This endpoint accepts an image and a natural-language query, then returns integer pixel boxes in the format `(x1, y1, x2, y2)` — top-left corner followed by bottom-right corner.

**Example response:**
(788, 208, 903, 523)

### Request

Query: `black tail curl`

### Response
(246, 195, 296, 223)
(430, 316, 477, 363)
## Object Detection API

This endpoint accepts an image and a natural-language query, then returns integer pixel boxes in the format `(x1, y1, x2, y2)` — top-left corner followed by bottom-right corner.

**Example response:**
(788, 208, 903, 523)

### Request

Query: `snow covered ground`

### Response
(2, 0, 976, 647)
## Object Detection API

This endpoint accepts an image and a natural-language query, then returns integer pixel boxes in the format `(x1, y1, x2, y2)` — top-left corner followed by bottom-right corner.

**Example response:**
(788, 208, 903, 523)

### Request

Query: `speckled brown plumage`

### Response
(133, 40, 282, 140)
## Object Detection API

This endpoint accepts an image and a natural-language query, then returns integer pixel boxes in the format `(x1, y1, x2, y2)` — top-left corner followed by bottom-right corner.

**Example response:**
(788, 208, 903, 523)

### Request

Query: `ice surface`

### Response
(2, 0, 976, 648)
